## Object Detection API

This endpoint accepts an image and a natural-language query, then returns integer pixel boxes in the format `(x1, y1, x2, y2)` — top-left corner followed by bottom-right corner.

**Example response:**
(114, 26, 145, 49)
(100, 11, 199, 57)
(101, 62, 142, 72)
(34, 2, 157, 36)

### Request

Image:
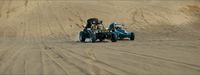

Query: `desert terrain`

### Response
(0, 0, 200, 75)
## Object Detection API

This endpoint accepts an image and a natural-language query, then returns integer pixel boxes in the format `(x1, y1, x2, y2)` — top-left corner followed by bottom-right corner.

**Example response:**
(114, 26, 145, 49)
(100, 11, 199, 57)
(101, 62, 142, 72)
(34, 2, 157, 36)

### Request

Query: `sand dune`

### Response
(0, 0, 200, 75)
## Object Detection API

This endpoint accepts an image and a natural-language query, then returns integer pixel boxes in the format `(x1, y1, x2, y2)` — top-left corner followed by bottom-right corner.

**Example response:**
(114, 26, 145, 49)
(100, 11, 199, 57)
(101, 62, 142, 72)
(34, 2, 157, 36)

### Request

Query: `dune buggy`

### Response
(108, 22, 135, 40)
(79, 18, 118, 43)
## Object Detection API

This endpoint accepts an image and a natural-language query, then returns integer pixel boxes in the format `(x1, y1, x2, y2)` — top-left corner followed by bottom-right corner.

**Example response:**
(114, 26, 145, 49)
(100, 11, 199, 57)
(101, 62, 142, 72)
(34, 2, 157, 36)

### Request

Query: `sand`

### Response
(0, 0, 200, 75)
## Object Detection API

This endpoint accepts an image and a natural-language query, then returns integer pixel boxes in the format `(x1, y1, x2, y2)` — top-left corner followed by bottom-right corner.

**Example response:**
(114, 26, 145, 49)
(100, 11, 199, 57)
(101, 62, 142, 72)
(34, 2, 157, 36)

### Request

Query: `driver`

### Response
(84, 18, 104, 33)
(85, 18, 99, 29)
(115, 24, 123, 30)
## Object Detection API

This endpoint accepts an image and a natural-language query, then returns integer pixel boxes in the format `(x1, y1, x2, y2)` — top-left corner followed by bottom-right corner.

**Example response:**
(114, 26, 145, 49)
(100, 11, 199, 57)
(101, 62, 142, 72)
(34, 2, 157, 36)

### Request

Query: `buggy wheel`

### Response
(79, 31, 86, 42)
(130, 32, 135, 40)
(111, 33, 117, 42)
(91, 32, 96, 43)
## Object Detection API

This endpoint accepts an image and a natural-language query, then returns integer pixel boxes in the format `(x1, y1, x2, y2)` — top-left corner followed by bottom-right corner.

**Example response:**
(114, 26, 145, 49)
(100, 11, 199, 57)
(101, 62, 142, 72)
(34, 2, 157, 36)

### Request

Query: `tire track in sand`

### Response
(57, 46, 135, 75)
(96, 43, 200, 72)
(37, 1, 70, 74)
(0, 44, 25, 74)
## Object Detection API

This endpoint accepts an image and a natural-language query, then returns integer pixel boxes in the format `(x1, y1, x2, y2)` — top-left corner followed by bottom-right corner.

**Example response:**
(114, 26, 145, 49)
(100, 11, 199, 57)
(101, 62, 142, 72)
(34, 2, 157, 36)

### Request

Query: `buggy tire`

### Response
(111, 33, 118, 42)
(79, 31, 86, 42)
(91, 32, 96, 43)
(130, 32, 135, 40)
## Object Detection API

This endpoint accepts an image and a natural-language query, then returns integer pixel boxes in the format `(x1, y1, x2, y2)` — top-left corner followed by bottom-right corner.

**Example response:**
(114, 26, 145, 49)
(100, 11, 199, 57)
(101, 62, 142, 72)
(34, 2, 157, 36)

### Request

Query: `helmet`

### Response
(98, 20, 103, 24)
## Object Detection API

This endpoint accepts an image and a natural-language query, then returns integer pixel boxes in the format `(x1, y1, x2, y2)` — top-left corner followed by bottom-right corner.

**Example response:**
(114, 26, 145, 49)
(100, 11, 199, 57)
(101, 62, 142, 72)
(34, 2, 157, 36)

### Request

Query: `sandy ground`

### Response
(0, 0, 200, 75)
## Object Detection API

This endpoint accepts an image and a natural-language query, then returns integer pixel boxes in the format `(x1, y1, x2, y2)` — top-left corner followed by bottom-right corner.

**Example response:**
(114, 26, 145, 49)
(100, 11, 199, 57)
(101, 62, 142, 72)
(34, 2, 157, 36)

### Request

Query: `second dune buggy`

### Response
(108, 22, 135, 40)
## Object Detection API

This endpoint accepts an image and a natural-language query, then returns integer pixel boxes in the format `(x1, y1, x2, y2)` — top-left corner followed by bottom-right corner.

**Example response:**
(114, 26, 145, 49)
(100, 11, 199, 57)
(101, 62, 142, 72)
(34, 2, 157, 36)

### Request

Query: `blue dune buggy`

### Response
(79, 18, 118, 43)
(108, 22, 135, 40)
